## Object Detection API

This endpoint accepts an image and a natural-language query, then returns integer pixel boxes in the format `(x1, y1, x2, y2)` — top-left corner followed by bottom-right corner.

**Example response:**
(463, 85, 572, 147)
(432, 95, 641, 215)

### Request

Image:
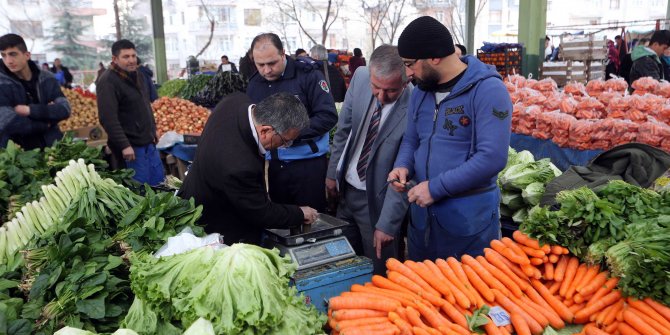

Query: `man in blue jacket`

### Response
(388, 16, 512, 261)
(0, 33, 71, 149)
(247, 33, 338, 212)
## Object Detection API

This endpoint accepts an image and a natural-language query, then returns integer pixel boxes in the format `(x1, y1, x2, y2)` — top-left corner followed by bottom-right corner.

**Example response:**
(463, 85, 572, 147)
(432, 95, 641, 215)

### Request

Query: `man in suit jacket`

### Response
(326, 45, 412, 274)
(179, 92, 319, 245)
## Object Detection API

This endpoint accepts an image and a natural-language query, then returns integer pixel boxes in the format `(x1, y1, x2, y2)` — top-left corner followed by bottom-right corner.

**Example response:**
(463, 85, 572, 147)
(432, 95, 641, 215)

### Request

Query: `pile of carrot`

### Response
(326, 230, 670, 335)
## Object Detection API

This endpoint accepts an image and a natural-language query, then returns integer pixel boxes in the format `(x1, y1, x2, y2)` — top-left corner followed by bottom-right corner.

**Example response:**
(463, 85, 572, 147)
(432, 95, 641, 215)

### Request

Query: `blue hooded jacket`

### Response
(394, 55, 511, 227)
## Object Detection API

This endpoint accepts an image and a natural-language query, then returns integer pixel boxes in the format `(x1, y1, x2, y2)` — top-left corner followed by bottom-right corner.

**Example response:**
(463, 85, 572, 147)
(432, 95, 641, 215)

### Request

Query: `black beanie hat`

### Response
(398, 16, 455, 59)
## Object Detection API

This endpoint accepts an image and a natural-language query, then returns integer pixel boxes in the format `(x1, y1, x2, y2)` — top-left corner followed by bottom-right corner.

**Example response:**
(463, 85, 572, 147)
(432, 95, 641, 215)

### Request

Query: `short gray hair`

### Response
(369, 45, 406, 82)
(310, 44, 327, 61)
(254, 92, 309, 134)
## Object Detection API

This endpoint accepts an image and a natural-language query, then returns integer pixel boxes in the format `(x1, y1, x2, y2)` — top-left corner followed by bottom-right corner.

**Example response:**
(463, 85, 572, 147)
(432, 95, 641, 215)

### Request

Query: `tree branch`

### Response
(194, 0, 216, 59)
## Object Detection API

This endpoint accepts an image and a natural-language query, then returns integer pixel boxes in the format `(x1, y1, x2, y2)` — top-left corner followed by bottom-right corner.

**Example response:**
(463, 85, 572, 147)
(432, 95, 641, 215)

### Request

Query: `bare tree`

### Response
(194, 0, 216, 59)
(380, 0, 411, 44)
(0, 3, 46, 51)
(113, 0, 122, 40)
(448, 0, 487, 45)
(359, 0, 391, 50)
(269, 0, 344, 46)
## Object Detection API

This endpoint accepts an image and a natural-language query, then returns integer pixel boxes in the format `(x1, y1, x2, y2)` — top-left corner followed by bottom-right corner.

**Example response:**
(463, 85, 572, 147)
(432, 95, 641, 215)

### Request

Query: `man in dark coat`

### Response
(629, 30, 670, 83)
(309, 44, 347, 103)
(50, 58, 73, 88)
(179, 92, 319, 245)
(0, 33, 71, 149)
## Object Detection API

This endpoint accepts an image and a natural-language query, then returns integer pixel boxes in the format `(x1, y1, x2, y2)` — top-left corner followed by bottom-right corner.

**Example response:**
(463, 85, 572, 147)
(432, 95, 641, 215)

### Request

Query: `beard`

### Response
(415, 63, 442, 91)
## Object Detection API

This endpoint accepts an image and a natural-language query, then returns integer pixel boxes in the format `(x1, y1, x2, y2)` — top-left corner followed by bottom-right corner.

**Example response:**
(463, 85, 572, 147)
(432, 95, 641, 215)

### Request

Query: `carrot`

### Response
(551, 245, 564, 255)
(575, 265, 600, 293)
(491, 239, 529, 265)
(501, 238, 532, 265)
(388, 311, 413, 335)
(333, 309, 389, 321)
(510, 312, 532, 335)
(548, 254, 559, 263)
(495, 249, 533, 282)
(574, 290, 622, 323)
(462, 264, 495, 302)
(462, 255, 511, 297)
(578, 272, 609, 296)
(395, 306, 408, 321)
(388, 271, 446, 307)
(330, 295, 401, 312)
(372, 275, 414, 295)
(520, 263, 541, 279)
(573, 293, 592, 305)
(618, 322, 643, 335)
(387, 258, 441, 296)
(333, 316, 390, 330)
(622, 309, 663, 335)
(559, 257, 580, 297)
(564, 298, 575, 307)
(520, 295, 565, 329)
(501, 237, 529, 258)
(548, 280, 561, 295)
(406, 306, 430, 328)
(521, 245, 546, 259)
(595, 303, 615, 326)
(492, 289, 544, 334)
(349, 285, 418, 308)
(543, 262, 555, 281)
(512, 231, 542, 249)
(524, 284, 554, 311)
(405, 260, 456, 305)
(605, 321, 618, 334)
(542, 255, 549, 263)
(568, 302, 585, 314)
(475, 255, 523, 297)
(530, 278, 575, 322)
(585, 278, 619, 308)
(481, 316, 503, 335)
(566, 263, 588, 300)
(644, 298, 670, 322)
(554, 254, 569, 282)
(446, 257, 468, 283)
(602, 300, 624, 327)
(584, 323, 610, 335)
(445, 323, 470, 335)
(483, 248, 530, 290)
(529, 257, 544, 266)
(499, 326, 512, 335)
(627, 305, 670, 334)
(415, 299, 449, 328)
(627, 298, 670, 330)
(507, 290, 550, 328)
(440, 299, 469, 329)
(412, 327, 432, 335)
(437, 326, 462, 335)
(339, 323, 400, 335)
(432, 259, 476, 308)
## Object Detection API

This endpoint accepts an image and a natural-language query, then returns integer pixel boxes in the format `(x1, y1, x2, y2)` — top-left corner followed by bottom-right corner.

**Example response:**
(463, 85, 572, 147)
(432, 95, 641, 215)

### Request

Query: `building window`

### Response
(244, 9, 261, 26)
(10, 20, 43, 38)
(181, 11, 185, 25)
(435, 11, 445, 22)
(490, 10, 502, 24)
(166, 37, 179, 53)
(218, 35, 233, 52)
(609, 0, 619, 8)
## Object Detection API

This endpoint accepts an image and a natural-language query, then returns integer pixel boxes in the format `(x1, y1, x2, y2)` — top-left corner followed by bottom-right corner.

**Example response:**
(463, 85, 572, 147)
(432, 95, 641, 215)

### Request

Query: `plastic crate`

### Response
(477, 46, 523, 78)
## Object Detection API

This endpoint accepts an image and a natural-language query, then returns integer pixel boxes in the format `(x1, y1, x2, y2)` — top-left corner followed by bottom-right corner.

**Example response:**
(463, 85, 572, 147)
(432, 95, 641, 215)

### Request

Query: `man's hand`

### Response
(300, 206, 319, 224)
(14, 105, 30, 117)
(387, 167, 409, 192)
(325, 178, 338, 201)
(122, 146, 136, 161)
(373, 229, 394, 259)
(407, 181, 434, 208)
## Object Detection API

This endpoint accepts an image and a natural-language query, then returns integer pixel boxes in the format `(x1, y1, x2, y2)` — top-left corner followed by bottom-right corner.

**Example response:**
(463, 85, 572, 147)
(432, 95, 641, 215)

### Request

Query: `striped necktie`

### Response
(356, 102, 382, 181)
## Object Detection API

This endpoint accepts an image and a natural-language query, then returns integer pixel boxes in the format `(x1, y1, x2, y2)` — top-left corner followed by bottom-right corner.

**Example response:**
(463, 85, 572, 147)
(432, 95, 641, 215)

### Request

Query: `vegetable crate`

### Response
(292, 256, 373, 313)
(477, 46, 523, 77)
(559, 35, 607, 61)
(540, 60, 604, 86)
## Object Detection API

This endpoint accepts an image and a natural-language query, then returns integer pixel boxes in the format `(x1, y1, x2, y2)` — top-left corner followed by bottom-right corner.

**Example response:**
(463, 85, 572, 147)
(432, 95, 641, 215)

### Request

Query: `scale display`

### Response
(289, 237, 355, 270)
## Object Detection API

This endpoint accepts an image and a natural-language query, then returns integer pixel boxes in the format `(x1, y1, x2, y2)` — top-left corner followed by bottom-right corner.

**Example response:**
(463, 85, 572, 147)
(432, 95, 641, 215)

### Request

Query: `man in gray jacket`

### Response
(326, 45, 412, 274)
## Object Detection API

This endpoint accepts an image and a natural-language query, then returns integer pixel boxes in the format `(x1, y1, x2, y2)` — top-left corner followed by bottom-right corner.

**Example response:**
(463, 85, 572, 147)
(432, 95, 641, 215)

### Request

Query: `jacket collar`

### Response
(0, 59, 41, 84)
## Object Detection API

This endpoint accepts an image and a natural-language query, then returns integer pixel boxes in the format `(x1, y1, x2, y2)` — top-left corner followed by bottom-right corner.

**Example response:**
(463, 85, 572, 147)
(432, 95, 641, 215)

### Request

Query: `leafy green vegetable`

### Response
(127, 244, 325, 335)
(522, 182, 545, 206)
(512, 208, 528, 223)
(500, 158, 560, 191)
(179, 75, 211, 100)
(501, 191, 525, 211)
(182, 318, 215, 335)
(190, 71, 247, 108)
(466, 305, 490, 334)
(157, 79, 187, 98)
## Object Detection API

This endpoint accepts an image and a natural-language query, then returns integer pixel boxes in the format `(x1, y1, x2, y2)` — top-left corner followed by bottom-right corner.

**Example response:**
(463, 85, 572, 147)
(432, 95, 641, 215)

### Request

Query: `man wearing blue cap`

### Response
(388, 16, 512, 261)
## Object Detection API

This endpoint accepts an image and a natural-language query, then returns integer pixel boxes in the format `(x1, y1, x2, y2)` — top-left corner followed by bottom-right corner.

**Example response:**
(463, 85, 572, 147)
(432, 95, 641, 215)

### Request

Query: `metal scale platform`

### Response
(263, 214, 373, 313)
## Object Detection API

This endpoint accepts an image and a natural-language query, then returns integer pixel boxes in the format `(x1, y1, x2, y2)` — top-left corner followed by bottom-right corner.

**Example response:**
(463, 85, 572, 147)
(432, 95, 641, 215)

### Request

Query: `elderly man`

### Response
(179, 92, 319, 245)
(326, 45, 412, 274)
(309, 44, 347, 103)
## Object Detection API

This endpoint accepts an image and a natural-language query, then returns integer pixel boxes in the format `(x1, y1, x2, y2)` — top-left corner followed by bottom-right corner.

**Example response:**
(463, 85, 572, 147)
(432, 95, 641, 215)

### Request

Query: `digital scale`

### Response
(263, 214, 373, 313)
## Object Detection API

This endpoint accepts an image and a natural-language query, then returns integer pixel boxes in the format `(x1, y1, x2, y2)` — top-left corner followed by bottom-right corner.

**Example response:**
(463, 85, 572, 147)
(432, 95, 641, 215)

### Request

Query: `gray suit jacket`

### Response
(326, 67, 412, 236)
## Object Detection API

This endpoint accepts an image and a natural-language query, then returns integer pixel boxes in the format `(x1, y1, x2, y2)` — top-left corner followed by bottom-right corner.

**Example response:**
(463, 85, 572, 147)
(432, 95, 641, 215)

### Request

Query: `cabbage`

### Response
(499, 148, 536, 187)
(54, 328, 96, 335)
(500, 204, 514, 217)
(183, 318, 215, 335)
(127, 244, 325, 335)
(512, 208, 528, 223)
(516, 150, 535, 165)
(501, 191, 525, 211)
(522, 182, 546, 206)
(500, 158, 559, 191)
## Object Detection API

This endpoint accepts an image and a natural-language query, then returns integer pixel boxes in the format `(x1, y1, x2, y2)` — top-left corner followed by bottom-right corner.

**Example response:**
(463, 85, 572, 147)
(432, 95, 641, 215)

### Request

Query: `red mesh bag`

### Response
(564, 81, 587, 96)
(585, 79, 606, 97)
(604, 77, 629, 93)
(632, 77, 659, 93)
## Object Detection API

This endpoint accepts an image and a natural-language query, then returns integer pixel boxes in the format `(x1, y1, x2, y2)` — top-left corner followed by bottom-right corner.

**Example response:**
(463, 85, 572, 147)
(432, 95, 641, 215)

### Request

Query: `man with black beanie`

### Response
(388, 16, 512, 261)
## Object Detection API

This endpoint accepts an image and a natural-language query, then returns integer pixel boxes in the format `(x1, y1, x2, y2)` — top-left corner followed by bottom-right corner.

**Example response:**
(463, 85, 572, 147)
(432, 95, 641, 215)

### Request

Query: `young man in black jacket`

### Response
(629, 30, 670, 83)
(0, 33, 71, 149)
(97, 39, 164, 186)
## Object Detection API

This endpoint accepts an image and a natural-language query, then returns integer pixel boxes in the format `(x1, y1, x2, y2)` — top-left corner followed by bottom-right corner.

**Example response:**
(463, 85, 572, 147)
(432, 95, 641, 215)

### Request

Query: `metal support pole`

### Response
(466, 0, 476, 55)
(518, 0, 547, 78)
(150, 0, 168, 84)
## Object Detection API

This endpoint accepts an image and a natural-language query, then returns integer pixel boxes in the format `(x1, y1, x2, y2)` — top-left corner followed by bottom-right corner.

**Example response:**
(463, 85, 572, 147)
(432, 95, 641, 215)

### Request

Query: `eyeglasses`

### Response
(274, 130, 293, 148)
(403, 59, 420, 68)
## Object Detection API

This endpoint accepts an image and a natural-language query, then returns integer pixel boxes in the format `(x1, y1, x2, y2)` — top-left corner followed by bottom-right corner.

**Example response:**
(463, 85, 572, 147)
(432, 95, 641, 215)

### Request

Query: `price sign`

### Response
(488, 306, 511, 326)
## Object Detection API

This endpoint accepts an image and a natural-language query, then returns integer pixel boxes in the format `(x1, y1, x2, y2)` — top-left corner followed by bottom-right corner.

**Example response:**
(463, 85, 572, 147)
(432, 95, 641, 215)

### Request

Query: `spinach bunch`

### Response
(191, 71, 247, 108)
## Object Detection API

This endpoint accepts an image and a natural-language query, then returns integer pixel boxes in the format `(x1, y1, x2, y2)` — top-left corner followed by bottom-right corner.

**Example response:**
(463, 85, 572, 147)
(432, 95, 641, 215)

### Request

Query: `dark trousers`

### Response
(268, 155, 327, 212)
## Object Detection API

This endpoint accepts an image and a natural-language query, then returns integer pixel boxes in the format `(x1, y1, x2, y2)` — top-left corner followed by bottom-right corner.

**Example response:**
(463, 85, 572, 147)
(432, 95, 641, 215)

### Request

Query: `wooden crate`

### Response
(559, 35, 607, 61)
(541, 60, 604, 86)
